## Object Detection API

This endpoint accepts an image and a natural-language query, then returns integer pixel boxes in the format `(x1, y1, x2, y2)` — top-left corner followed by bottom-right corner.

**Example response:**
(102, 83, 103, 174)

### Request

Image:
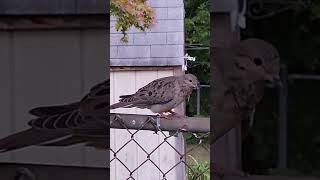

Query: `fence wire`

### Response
(110, 114, 210, 180)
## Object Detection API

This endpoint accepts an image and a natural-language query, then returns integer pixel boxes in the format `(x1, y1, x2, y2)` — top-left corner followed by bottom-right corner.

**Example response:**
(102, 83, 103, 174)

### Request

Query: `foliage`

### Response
(185, 0, 210, 117)
(187, 155, 210, 180)
(110, 0, 155, 42)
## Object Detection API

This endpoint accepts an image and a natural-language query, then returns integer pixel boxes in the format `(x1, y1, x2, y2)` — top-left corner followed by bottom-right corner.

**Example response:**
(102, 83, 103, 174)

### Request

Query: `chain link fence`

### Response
(110, 113, 210, 180)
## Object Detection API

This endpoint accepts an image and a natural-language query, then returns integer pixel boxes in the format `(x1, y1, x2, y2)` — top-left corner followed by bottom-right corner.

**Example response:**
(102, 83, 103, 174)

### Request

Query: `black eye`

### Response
(254, 58, 263, 66)
(189, 80, 192, 82)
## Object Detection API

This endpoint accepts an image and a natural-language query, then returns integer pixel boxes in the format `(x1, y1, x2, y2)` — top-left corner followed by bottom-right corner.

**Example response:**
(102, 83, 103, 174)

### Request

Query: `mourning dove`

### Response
(211, 39, 281, 178)
(110, 74, 199, 117)
(0, 79, 109, 152)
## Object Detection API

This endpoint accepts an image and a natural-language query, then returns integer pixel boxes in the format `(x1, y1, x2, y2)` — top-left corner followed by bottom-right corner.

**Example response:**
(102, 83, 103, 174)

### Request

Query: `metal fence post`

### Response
(278, 65, 288, 169)
(197, 87, 201, 115)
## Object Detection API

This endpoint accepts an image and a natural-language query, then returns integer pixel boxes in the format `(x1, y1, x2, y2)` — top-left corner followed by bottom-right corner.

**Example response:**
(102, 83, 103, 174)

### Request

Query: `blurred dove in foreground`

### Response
(0, 80, 109, 153)
(110, 74, 199, 117)
(211, 39, 281, 178)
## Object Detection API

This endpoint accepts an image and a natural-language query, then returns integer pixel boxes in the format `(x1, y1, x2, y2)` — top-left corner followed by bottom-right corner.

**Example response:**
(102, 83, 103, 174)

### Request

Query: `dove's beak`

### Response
(273, 76, 282, 87)
(195, 82, 200, 89)
(265, 75, 282, 88)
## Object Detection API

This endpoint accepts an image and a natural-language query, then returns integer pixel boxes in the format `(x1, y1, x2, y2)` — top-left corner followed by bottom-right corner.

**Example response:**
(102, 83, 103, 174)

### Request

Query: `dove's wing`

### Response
(0, 79, 109, 152)
(110, 76, 177, 109)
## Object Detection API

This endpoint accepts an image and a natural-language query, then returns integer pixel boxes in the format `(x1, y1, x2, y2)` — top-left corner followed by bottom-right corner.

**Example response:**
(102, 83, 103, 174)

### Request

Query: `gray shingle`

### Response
(167, 0, 184, 7)
(0, 0, 107, 15)
(149, 0, 167, 8)
(110, 0, 185, 67)
(167, 32, 184, 45)
(154, 8, 168, 20)
(168, 7, 184, 19)
(166, 20, 184, 32)
(117, 46, 151, 58)
(110, 46, 118, 59)
(111, 34, 134, 45)
(151, 45, 184, 57)
(110, 57, 183, 66)
(133, 33, 166, 45)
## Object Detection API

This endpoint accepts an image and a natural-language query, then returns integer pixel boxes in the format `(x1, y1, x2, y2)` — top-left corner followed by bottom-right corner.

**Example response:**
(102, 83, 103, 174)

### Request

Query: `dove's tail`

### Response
(110, 94, 138, 110)
(41, 136, 109, 150)
(110, 102, 133, 109)
(29, 102, 80, 117)
(0, 129, 70, 153)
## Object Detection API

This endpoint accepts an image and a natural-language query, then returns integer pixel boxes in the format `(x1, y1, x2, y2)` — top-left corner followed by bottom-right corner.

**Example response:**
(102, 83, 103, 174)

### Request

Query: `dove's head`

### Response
(182, 74, 200, 89)
(233, 39, 281, 86)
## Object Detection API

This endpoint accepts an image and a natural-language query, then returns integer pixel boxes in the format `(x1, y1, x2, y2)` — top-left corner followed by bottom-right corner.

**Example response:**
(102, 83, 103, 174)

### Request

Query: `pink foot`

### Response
(156, 113, 173, 120)
(168, 110, 186, 118)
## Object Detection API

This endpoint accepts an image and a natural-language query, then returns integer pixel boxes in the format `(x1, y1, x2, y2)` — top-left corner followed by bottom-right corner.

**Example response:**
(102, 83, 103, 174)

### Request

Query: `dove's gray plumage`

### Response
(110, 74, 199, 115)
(211, 39, 281, 178)
(212, 38, 281, 143)
(0, 80, 109, 152)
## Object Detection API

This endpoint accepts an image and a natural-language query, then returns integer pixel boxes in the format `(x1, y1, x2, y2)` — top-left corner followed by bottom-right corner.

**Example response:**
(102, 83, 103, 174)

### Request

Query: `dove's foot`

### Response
(156, 113, 173, 120)
(168, 110, 186, 119)
(212, 162, 248, 179)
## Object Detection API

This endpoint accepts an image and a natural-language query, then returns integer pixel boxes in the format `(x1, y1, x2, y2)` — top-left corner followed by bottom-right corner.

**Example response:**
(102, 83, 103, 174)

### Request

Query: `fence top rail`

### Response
(110, 113, 210, 133)
(289, 74, 320, 81)
(223, 175, 320, 180)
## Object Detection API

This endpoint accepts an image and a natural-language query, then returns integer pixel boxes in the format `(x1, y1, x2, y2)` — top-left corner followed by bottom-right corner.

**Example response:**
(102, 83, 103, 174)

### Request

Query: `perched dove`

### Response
(110, 74, 199, 117)
(211, 39, 281, 178)
(0, 79, 109, 152)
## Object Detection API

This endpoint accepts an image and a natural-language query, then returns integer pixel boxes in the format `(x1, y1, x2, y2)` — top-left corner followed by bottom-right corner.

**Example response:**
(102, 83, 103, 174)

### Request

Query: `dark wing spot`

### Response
(161, 91, 165, 97)
(148, 91, 152, 96)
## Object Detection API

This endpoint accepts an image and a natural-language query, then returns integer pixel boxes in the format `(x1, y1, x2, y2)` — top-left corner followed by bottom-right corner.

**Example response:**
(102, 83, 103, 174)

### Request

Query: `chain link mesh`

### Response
(110, 114, 210, 180)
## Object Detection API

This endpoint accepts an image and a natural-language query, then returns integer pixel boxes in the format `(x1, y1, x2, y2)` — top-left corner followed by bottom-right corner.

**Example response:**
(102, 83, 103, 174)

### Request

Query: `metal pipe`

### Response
(196, 88, 201, 115)
(278, 65, 288, 169)
(289, 74, 320, 80)
(110, 113, 210, 133)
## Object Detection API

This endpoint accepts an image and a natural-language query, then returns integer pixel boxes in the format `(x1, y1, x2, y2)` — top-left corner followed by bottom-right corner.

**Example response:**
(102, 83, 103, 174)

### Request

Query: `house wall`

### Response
(0, 29, 107, 168)
(110, 68, 185, 180)
(110, 0, 186, 179)
(211, 13, 242, 170)
(110, 0, 185, 67)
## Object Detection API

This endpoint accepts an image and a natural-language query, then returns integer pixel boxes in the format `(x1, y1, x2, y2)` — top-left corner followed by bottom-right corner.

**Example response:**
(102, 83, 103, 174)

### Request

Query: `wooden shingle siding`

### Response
(0, 16, 107, 31)
(110, 0, 185, 67)
(110, 69, 186, 180)
(0, 0, 108, 15)
(0, 29, 107, 167)
(110, 0, 186, 179)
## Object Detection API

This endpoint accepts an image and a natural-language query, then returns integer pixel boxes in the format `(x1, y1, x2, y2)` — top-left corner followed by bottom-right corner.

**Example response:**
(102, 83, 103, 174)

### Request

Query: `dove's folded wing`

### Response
(111, 76, 177, 109)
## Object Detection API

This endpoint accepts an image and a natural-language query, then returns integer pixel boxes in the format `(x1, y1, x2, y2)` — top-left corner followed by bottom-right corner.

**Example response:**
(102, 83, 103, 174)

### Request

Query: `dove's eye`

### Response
(189, 80, 193, 82)
(254, 58, 263, 66)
